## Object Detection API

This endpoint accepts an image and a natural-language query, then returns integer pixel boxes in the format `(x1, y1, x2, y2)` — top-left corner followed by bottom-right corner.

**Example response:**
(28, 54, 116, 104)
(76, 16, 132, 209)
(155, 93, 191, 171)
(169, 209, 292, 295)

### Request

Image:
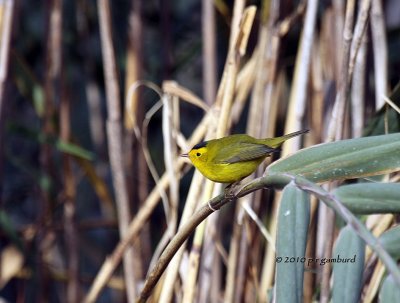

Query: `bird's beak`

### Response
(180, 153, 188, 158)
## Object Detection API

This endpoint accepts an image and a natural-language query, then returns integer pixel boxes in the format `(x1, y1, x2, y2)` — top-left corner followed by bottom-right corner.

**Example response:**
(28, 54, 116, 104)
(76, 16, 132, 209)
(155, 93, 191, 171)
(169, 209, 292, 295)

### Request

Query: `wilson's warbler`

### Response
(181, 129, 308, 183)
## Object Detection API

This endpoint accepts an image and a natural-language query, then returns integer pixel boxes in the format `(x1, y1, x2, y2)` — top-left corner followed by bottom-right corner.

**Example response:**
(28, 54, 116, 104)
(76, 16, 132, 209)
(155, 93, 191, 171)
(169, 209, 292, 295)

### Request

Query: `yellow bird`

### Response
(181, 130, 308, 183)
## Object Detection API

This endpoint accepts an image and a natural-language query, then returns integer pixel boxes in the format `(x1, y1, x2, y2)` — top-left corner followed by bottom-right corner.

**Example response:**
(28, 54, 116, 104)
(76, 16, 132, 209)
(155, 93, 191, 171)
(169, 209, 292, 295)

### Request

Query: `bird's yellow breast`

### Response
(192, 156, 265, 183)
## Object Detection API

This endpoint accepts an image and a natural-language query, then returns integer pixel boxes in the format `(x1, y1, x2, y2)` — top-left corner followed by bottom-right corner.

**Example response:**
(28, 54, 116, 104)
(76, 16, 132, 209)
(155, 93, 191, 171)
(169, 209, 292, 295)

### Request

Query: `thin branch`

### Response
(136, 175, 290, 303)
(383, 95, 400, 114)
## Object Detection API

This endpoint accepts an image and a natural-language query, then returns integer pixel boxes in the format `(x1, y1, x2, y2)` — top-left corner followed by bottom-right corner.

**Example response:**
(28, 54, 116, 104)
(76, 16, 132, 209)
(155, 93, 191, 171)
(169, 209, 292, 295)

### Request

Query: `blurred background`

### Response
(1, 0, 400, 302)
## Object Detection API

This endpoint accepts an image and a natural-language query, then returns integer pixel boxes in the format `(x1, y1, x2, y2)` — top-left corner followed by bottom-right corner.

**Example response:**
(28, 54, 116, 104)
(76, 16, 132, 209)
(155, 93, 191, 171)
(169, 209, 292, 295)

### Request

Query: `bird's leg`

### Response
(224, 181, 241, 199)
(208, 182, 241, 211)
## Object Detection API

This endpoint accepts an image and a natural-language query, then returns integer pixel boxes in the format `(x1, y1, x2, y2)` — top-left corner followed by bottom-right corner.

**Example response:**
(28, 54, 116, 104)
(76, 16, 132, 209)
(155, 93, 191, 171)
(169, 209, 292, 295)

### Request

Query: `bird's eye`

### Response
(196, 152, 201, 157)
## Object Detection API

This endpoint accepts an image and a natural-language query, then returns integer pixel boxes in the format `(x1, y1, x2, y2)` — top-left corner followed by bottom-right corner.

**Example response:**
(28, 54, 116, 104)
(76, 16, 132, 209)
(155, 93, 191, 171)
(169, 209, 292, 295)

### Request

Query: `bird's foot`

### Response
(224, 181, 241, 199)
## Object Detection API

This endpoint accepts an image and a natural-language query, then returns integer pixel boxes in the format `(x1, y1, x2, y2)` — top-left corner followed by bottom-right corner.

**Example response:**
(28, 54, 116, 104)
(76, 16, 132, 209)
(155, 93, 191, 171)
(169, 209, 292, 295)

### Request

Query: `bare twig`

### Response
(383, 95, 400, 114)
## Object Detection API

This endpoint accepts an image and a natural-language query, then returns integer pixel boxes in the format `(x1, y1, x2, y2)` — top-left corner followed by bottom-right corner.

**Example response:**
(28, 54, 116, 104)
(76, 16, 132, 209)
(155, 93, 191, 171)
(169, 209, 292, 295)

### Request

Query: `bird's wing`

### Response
(213, 142, 278, 164)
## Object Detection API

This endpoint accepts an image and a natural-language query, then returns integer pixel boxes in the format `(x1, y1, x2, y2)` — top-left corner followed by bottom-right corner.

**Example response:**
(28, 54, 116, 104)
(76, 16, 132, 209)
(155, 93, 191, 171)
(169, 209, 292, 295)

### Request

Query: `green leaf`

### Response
(275, 184, 310, 303)
(332, 226, 365, 303)
(379, 226, 400, 260)
(33, 85, 45, 117)
(379, 274, 400, 303)
(55, 139, 94, 160)
(333, 183, 400, 214)
(268, 133, 400, 182)
(7, 123, 94, 160)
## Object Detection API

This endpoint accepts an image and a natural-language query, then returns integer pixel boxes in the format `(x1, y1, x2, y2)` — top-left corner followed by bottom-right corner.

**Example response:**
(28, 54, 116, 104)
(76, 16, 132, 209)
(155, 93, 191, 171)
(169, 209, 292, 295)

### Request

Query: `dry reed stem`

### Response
(61, 97, 79, 303)
(333, 0, 345, 80)
(326, 0, 355, 142)
(35, 1, 64, 301)
(383, 95, 400, 114)
(348, 0, 371, 81)
(320, 2, 355, 302)
(97, 0, 137, 300)
(370, 0, 388, 109)
(198, 205, 222, 302)
(124, 0, 143, 130)
(363, 260, 385, 302)
(124, 2, 152, 271)
(314, 7, 337, 292)
(351, 33, 367, 138)
(161, 88, 179, 238)
(224, 207, 242, 303)
(56, 4, 80, 300)
(0, 0, 14, 204)
(365, 214, 394, 262)
(310, 41, 324, 141)
(230, 48, 258, 123)
(241, 201, 275, 247)
(251, 1, 281, 300)
(202, 0, 217, 105)
(0, 0, 14, 297)
(0, 0, 13, 108)
(283, 0, 317, 150)
(163, 81, 210, 112)
(234, 219, 250, 303)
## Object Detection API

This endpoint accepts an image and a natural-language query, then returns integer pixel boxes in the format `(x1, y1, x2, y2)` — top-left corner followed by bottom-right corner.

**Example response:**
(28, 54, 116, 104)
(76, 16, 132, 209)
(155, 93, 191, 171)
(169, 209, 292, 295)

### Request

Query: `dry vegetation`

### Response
(1, 0, 400, 303)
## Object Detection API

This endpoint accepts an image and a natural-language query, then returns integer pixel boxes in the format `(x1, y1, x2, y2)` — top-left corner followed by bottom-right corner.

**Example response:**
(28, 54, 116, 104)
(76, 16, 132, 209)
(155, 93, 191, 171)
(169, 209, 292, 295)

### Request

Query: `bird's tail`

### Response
(263, 129, 309, 148)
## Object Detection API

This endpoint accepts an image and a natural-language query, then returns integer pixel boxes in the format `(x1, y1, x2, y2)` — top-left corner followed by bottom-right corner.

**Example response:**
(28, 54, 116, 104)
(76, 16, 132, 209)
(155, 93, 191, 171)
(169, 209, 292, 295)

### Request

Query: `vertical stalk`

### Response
(370, 0, 388, 109)
(61, 87, 79, 303)
(52, 2, 80, 302)
(37, 1, 63, 301)
(97, 0, 137, 301)
(284, 0, 318, 149)
(0, 0, 14, 207)
(202, 0, 217, 105)
(125, 0, 148, 279)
